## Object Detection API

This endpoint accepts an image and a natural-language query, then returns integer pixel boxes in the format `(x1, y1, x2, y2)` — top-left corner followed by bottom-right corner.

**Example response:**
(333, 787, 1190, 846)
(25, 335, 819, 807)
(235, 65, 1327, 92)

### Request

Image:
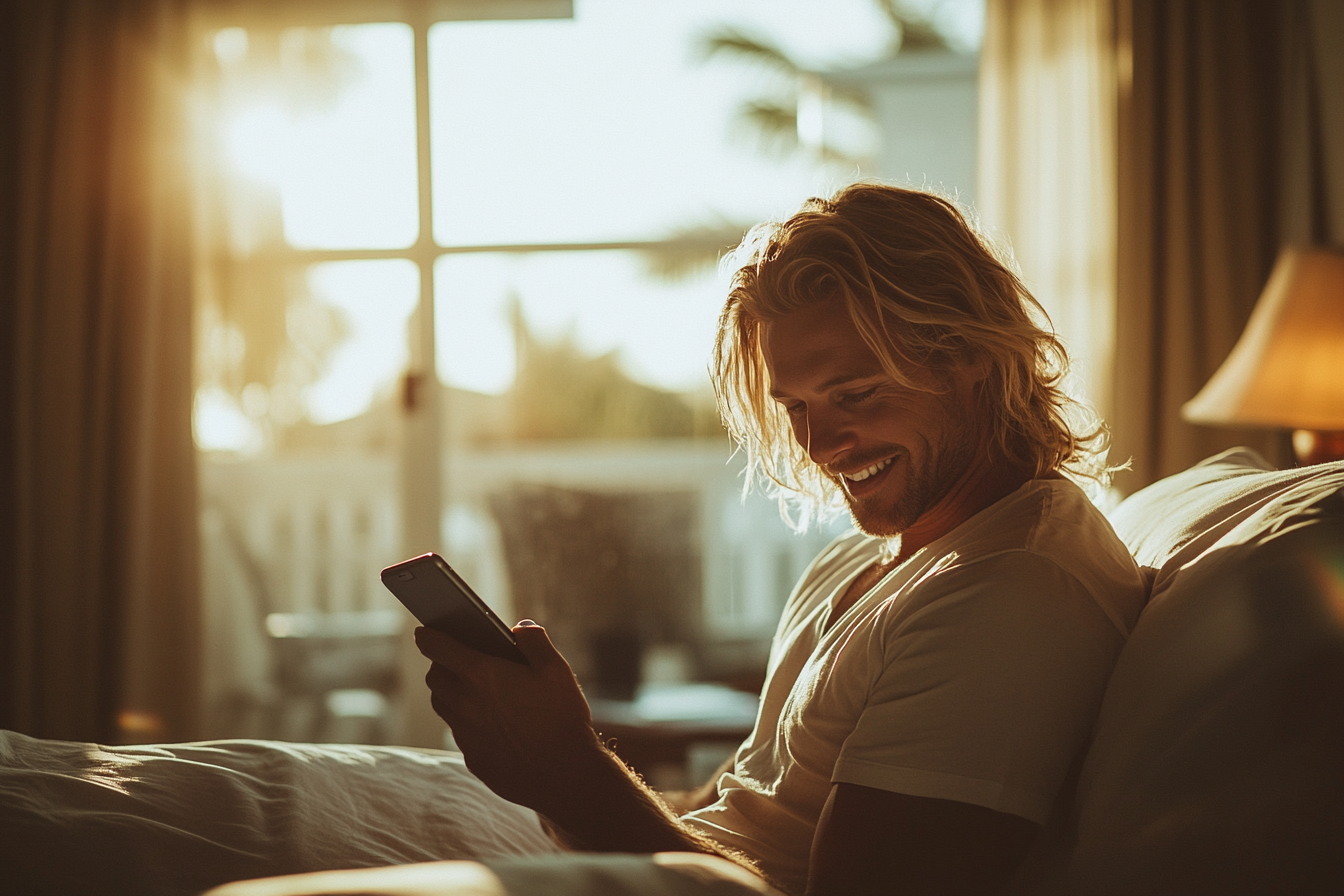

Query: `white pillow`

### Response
(1072, 452, 1344, 893)
(1108, 447, 1344, 602)
(0, 731, 561, 896)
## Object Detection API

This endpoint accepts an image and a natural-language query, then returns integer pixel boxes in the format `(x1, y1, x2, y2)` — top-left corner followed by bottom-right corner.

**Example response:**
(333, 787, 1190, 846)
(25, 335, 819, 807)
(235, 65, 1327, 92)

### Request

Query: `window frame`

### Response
(193, 0, 731, 559)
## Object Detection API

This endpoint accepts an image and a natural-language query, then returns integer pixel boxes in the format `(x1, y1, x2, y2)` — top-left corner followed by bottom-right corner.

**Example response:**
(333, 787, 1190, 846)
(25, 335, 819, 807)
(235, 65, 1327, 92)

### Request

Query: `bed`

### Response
(6, 448, 1343, 895)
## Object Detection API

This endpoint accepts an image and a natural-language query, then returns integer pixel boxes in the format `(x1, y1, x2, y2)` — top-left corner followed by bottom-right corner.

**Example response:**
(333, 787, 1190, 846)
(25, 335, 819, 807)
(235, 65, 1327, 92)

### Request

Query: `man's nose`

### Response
(802, 408, 857, 466)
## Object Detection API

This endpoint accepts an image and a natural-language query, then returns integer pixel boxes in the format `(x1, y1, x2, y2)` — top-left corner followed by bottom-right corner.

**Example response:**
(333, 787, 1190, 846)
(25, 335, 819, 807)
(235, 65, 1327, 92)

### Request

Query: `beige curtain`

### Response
(1, 1, 201, 743)
(978, 0, 1118, 426)
(1109, 0, 1342, 487)
(983, 0, 1342, 491)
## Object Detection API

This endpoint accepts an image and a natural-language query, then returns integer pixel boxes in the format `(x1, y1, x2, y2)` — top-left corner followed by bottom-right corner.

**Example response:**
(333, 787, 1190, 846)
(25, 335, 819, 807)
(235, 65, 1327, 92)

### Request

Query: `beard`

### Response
(839, 409, 982, 539)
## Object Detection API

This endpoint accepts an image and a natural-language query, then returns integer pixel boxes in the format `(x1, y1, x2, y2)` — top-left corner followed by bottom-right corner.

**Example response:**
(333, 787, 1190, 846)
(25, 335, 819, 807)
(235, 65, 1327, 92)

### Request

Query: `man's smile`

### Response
(844, 456, 894, 482)
(833, 453, 901, 499)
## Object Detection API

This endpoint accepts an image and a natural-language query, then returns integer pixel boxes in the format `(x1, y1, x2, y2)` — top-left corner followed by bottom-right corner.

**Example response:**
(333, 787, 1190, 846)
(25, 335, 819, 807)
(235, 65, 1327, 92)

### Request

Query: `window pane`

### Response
(194, 259, 418, 450)
(429, 1, 984, 247)
(435, 250, 727, 395)
(433, 250, 847, 701)
(194, 259, 417, 741)
(427, 2, 872, 246)
(192, 1, 987, 749)
(206, 23, 418, 250)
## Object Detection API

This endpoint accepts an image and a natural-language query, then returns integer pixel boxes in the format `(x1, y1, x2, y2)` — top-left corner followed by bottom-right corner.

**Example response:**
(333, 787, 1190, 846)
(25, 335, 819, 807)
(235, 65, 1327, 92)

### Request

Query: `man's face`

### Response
(761, 299, 983, 537)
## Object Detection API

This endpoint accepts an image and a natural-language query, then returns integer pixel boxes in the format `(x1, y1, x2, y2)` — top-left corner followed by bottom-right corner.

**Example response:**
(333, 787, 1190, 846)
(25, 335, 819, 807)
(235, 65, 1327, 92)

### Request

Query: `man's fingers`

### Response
(425, 661, 460, 693)
(414, 625, 486, 673)
(511, 620, 563, 667)
(429, 692, 460, 729)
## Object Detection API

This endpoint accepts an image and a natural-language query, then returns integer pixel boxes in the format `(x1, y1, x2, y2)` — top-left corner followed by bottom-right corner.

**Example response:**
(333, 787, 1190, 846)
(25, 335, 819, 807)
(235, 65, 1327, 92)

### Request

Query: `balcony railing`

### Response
(199, 441, 845, 741)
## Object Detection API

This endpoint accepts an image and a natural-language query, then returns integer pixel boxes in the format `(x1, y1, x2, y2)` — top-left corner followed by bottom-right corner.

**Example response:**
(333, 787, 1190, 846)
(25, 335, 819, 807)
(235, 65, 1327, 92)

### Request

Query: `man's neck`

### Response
(892, 453, 1040, 564)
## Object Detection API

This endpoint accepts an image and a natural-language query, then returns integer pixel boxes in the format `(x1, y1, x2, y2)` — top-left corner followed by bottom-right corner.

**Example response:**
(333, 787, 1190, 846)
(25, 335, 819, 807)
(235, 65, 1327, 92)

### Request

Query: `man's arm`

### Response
(414, 623, 751, 863)
(806, 783, 1038, 896)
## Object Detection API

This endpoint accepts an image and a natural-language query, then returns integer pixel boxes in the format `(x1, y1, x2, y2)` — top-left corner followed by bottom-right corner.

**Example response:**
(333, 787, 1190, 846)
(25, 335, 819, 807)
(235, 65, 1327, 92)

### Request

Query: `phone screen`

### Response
(380, 553, 528, 665)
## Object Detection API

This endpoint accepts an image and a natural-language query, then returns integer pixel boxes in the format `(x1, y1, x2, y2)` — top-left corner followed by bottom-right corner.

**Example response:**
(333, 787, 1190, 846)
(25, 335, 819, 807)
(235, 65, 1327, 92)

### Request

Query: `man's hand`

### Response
(415, 621, 605, 814)
(415, 622, 751, 865)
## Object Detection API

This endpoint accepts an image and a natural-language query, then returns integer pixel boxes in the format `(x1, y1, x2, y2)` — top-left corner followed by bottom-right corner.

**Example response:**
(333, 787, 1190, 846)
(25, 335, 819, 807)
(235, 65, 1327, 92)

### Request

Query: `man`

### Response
(416, 183, 1147, 896)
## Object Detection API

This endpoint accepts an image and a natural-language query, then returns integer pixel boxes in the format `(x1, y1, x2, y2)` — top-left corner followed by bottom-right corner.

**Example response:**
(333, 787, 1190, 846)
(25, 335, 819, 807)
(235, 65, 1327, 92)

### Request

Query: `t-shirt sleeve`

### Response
(830, 550, 1125, 824)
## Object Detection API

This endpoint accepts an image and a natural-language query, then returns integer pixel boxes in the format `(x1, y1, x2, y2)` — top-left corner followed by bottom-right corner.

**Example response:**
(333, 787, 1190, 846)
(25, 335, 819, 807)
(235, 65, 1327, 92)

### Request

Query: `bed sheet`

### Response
(0, 730, 561, 896)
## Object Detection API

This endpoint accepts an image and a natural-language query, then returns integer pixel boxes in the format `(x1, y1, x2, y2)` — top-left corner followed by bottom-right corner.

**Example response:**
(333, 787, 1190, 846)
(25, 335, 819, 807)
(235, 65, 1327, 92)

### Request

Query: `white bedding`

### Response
(0, 730, 561, 896)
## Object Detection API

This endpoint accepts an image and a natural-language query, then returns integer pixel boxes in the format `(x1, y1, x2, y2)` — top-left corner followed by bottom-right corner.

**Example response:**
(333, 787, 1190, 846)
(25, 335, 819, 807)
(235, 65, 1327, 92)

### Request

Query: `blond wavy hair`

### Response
(711, 183, 1111, 529)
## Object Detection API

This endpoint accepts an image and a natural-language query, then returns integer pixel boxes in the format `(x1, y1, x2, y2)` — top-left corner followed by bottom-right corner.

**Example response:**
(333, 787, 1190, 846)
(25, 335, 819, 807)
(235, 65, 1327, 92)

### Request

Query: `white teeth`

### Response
(844, 456, 893, 482)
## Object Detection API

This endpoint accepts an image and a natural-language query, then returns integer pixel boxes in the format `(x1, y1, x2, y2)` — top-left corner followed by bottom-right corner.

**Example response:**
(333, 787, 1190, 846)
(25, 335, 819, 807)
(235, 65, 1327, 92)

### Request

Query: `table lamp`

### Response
(1182, 246, 1344, 465)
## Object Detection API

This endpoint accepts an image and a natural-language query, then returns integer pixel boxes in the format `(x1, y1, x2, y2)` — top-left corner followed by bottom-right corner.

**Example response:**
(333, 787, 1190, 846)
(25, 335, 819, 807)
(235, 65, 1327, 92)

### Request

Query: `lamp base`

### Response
(1292, 429, 1344, 466)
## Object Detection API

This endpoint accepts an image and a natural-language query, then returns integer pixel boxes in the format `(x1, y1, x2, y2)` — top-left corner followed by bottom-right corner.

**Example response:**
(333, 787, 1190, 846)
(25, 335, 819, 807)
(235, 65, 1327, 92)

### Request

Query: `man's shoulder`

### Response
(943, 478, 1124, 564)
(917, 478, 1146, 635)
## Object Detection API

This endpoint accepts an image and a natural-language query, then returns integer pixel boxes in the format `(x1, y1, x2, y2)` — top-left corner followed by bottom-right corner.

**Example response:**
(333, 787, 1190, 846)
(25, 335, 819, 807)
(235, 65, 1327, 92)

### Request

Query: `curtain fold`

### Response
(1109, 0, 1343, 487)
(983, 0, 1343, 491)
(978, 0, 1118, 427)
(1, 0, 201, 743)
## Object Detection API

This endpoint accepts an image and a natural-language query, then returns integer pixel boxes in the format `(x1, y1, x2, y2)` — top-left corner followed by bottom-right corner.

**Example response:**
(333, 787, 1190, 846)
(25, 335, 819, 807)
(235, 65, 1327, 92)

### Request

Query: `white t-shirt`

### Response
(682, 479, 1147, 895)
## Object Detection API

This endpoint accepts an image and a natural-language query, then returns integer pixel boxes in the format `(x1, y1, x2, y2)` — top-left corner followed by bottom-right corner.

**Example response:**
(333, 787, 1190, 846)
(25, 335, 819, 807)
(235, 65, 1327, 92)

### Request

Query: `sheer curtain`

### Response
(978, 0, 1118, 426)
(0, 0, 201, 743)
(1110, 0, 1291, 487)
(1109, 0, 1344, 487)
(981, 0, 1343, 491)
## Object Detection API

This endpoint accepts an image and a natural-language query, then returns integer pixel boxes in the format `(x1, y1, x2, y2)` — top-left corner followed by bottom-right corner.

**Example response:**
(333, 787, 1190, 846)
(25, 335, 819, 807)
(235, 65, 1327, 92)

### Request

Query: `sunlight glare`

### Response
(194, 385, 263, 453)
(303, 260, 419, 424)
(218, 24, 418, 250)
(224, 104, 289, 184)
(207, 3, 986, 421)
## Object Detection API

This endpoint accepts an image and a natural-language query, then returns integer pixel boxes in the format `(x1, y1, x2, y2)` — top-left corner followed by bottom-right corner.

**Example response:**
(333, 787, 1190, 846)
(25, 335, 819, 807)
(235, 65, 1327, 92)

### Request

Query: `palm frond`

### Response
(818, 144, 872, 169)
(872, 0, 952, 53)
(896, 18, 951, 52)
(695, 27, 800, 78)
(739, 99, 799, 148)
(826, 82, 875, 115)
(639, 221, 752, 282)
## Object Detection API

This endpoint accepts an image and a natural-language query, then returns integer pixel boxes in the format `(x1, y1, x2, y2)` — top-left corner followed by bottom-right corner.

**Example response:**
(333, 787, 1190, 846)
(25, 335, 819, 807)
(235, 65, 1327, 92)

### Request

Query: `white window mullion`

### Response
(399, 10, 443, 563)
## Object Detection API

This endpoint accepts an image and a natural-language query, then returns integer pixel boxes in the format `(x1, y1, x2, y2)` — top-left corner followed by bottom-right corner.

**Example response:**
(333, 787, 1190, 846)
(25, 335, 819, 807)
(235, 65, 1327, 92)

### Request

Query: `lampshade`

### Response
(1182, 247, 1344, 430)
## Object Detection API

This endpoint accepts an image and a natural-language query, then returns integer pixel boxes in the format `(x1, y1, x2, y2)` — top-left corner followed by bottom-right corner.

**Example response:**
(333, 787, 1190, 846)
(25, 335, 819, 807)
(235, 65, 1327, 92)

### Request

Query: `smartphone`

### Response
(380, 553, 529, 665)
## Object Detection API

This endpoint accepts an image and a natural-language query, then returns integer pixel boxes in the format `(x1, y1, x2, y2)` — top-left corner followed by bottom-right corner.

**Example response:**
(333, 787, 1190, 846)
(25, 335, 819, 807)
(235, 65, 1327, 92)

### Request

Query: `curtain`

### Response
(0, 1, 201, 743)
(1279, 0, 1344, 247)
(1109, 0, 1344, 488)
(978, 0, 1119, 428)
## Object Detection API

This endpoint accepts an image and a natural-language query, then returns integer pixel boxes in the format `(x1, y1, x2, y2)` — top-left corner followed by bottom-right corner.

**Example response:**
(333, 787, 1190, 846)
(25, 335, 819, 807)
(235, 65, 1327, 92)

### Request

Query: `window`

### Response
(192, 0, 983, 748)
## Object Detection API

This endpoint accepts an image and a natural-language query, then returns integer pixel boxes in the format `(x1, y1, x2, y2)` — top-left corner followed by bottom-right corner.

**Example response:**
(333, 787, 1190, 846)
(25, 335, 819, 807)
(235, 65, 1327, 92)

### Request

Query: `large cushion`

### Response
(1108, 447, 1344, 602)
(0, 733, 561, 896)
(1069, 452, 1344, 894)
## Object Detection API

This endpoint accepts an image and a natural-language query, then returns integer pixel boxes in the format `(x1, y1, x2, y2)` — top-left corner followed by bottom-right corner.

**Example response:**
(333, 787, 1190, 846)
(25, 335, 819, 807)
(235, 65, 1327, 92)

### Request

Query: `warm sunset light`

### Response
(185, 0, 985, 760)
(197, 0, 984, 442)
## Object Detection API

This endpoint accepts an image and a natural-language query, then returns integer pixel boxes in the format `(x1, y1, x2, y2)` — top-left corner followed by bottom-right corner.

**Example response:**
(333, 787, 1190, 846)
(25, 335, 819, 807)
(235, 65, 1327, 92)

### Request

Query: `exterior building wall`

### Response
(832, 52, 979, 207)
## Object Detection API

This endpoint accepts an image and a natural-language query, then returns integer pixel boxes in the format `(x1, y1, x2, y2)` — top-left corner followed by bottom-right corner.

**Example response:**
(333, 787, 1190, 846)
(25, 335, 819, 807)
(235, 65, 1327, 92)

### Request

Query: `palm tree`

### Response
(695, 1, 950, 166)
(636, 3, 954, 283)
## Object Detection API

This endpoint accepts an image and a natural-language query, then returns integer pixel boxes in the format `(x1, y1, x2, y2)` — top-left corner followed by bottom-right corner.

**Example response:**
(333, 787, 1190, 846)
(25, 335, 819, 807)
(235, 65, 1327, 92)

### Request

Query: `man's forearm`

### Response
(413, 625, 750, 866)
(532, 741, 744, 863)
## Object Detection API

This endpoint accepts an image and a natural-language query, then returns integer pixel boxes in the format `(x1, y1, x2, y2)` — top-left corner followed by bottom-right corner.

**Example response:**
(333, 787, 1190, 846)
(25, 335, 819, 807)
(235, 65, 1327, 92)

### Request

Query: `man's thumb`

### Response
(512, 619, 559, 666)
